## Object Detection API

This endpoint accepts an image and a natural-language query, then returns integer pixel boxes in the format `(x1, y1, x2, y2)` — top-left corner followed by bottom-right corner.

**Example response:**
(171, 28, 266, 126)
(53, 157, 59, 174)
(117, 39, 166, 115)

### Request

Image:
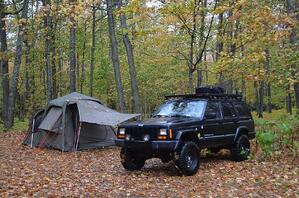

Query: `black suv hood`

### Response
(121, 117, 201, 128)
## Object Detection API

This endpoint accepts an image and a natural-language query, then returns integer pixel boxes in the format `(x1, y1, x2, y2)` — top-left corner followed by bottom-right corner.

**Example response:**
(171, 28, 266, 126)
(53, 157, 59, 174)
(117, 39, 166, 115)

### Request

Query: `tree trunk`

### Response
(119, 0, 142, 113)
(188, 2, 197, 93)
(106, 0, 125, 112)
(0, 1, 9, 122)
(286, 84, 292, 114)
(197, 69, 202, 87)
(6, 0, 29, 129)
(90, 6, 96, 97)
(216, 13, 224, 87)
(264, 49, 271, 113)
(227, 80, 233, 94)
(51, 22, 57, 98)
(58, 48, 63, 96)
(267, 83, 272, 113)
(258, 81, 264, 118)
(254, 80, 259, 113)
(24, 44, 30, 109)
(43, 0, 52, 101)
(69, 0, 76, 93)
(81, 21, 87, 94)
(76, 51, 79, 91)
(241, 75, 246, 101)
(204, 50, 208, 83)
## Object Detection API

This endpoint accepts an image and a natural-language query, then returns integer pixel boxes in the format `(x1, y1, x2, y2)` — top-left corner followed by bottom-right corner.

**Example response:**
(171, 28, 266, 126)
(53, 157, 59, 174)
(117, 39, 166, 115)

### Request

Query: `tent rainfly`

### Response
(23, 92, 139, 151)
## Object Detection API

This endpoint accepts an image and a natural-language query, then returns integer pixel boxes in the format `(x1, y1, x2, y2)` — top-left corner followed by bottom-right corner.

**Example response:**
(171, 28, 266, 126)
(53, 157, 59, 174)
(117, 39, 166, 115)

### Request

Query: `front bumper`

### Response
(115, 139, 179, 153)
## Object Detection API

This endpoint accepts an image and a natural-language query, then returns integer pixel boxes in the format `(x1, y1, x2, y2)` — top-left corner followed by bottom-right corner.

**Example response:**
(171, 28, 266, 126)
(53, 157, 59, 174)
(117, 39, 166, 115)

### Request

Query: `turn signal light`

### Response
(158, 136, 167, 140)
(117, 134, 125, 139)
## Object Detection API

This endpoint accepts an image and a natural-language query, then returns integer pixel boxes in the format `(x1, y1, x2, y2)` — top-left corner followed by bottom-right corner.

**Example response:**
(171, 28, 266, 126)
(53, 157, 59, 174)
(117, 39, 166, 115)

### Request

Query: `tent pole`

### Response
(30, 118, 35, 148)
(75, 122, 82, 151)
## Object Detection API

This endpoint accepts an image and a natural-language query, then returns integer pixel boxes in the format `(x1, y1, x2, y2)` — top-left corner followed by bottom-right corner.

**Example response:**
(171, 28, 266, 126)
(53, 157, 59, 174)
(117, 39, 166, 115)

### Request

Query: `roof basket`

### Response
(165, 86, 243, 101)
(195, 86, 225, 95)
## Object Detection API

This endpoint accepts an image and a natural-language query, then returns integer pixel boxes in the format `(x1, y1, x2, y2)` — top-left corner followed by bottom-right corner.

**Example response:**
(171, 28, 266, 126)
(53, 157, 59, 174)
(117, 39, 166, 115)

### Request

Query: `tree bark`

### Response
(254, 80, 259, 113)
(286, 84, 292, 114)
(6, 0, 29, 129)
(81, 21, 87, 94)
(90, 5, 96, 97)
(58, 48, 63, 96)
(43, 0, 52, 101)
(106, 0, 125, 112)
(267, 83, 272, 113)
(258, 81, 264, 118)
(0, 1, 9, 122)
(69, 0, 76, 93)
(51, 22, 57, 98)
(119, 0, 142, 113)
(216, 13, 224, 87)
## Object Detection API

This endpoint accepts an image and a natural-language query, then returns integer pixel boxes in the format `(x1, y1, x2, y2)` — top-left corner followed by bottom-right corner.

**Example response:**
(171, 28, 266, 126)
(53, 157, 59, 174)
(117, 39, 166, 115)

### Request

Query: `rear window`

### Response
(234, 102, 251, 118)
(222, 102, 236, 118)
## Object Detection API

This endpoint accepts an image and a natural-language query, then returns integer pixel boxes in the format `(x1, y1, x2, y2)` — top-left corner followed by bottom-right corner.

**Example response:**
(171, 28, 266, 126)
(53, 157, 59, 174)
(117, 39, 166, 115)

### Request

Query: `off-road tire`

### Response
(175, 142, 200, 176)
(120, 148, 145, 171)
(231, 135, 250, 162)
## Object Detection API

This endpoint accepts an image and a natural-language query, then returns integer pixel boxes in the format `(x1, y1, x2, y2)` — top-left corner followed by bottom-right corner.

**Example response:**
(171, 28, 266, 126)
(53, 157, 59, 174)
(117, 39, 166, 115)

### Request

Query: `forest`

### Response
(0, 0, 298, 129)
(0, 0, 298, 196)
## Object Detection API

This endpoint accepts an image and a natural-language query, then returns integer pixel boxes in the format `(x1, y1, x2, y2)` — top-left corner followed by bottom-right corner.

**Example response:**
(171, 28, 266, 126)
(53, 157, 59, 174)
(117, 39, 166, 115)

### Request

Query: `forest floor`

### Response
(0, 131, 298, 197)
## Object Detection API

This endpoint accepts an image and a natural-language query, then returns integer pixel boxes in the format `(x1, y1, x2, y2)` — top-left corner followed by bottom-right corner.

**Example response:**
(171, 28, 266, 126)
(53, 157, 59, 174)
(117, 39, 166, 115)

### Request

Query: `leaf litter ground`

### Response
(0, 131, 298, 197)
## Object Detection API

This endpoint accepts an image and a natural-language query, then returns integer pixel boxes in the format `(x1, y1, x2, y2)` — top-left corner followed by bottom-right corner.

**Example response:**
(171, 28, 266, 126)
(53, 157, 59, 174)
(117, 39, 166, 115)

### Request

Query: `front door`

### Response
(201, 101, 223, 147)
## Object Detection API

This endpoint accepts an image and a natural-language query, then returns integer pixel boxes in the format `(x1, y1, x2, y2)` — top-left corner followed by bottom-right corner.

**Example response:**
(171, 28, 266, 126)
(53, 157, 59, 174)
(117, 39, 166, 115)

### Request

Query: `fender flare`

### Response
(174, 129, 199, 151)
(234, 126, 249, 142)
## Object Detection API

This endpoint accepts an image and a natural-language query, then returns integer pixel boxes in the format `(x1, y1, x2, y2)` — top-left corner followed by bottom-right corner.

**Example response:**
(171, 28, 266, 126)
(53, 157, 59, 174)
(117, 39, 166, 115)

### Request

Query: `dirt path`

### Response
(0, 131, 298, 197)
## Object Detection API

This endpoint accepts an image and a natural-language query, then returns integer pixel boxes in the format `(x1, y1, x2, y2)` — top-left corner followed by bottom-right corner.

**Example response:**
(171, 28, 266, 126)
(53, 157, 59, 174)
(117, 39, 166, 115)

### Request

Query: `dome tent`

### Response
(23, 92, 139, 151)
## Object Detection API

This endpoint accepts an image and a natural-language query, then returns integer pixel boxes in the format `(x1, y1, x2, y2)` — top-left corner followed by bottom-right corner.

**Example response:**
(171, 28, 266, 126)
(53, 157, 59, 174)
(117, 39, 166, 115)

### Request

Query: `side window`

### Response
(234, 102, 250, 118)
(222, 102, 236, 119)
(204, 102, 221, 120)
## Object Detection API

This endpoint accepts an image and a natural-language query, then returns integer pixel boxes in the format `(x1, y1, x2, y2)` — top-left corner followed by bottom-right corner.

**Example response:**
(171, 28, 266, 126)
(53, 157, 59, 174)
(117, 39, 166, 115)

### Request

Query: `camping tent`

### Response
(23, 92, 139, 151)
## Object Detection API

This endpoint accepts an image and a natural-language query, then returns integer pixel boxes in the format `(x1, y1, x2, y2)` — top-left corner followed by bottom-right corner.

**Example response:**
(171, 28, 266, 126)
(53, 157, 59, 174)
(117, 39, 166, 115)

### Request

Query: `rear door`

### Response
(220, 102, 238, 143)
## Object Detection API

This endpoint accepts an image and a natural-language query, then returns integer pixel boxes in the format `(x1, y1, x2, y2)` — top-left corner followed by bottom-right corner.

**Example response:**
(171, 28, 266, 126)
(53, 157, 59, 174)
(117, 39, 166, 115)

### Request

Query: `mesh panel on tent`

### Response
(39, 107, 62, 133)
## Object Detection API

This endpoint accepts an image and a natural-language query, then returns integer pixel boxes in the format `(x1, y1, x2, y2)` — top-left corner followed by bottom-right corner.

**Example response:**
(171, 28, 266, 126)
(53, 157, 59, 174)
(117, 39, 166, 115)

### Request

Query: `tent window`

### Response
(39, 107, 63, 133)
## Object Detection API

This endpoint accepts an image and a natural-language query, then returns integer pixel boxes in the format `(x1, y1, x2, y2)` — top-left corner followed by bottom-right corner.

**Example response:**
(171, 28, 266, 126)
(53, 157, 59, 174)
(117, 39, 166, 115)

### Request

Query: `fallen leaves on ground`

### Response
(0, 131, 298, 197)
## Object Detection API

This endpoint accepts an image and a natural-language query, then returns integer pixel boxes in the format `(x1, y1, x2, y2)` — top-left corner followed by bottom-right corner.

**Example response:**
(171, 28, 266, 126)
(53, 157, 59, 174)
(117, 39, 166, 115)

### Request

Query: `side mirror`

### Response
(205, 112, 217, 119)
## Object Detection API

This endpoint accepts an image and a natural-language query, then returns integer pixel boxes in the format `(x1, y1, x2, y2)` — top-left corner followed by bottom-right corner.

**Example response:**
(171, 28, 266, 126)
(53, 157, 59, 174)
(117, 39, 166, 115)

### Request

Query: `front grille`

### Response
(126, 127, 160, 140)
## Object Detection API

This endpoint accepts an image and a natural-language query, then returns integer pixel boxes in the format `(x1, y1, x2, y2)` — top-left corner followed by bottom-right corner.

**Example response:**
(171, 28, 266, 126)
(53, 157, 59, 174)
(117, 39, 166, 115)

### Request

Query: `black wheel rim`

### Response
(240, 139, 250, 158)
(185, 150, 198, 169)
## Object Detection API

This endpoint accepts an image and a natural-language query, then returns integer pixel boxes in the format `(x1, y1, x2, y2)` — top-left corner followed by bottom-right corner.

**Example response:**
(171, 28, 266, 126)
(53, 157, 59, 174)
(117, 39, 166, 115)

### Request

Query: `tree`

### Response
(90, 4, 96, 97)
(6, 0, 29, 129)
(0, 0, 9, 121)
(119, 0, 142, 113)
(69, 0, 76, 92)
(106, 0, 125, 112)
(43, 0, 53, 101)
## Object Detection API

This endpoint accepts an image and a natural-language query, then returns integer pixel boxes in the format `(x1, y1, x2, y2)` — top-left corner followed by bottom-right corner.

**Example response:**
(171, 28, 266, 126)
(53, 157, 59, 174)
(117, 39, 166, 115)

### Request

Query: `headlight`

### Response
(159, 129, 167, 136)
(119, 128, 125, 135)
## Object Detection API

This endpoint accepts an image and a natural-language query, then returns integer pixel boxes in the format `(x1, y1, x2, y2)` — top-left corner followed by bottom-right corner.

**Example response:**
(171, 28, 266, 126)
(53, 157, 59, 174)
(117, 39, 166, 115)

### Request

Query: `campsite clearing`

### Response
(0, 131, 298, 197)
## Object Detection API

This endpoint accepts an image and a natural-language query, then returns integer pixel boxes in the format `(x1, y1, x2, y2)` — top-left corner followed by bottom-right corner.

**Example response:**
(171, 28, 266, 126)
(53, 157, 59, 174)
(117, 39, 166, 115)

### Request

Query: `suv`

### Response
(115, 87, 255, 176)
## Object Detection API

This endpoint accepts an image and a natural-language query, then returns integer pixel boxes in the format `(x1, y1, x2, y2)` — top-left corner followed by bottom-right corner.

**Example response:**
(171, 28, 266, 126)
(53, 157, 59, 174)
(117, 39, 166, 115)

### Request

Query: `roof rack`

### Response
(165, 93, 243, 100)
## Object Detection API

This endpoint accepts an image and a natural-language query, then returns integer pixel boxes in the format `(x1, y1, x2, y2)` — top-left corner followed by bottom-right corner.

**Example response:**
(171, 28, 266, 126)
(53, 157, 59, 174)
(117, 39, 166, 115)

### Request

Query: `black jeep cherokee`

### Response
(115, 87, 255, 176)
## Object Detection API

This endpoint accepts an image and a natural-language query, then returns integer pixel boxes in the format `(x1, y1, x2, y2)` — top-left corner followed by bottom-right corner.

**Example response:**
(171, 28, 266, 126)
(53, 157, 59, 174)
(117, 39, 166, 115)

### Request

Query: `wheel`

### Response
(120, 148, 145, 171)
(231, 135, 250, 162)
(175, 142, 200, 176)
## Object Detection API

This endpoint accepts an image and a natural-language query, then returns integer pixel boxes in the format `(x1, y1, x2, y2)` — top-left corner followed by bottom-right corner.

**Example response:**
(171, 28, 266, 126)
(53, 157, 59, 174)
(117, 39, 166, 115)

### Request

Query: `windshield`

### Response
(152, 100, 206, 119)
